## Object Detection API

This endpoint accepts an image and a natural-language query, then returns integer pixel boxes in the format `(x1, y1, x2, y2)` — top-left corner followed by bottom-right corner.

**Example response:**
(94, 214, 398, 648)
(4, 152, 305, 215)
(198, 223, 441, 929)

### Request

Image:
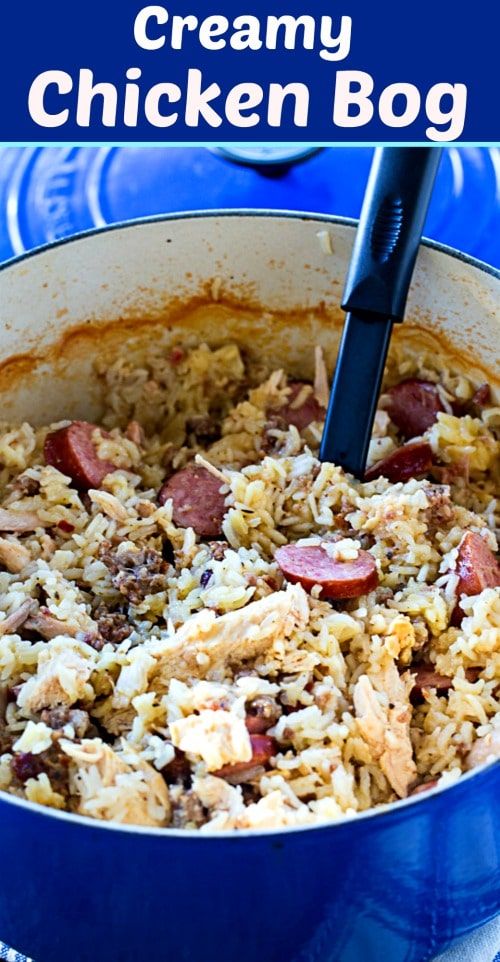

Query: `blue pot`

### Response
(0, 764, 498, 962)
(0, 212, 498, 961)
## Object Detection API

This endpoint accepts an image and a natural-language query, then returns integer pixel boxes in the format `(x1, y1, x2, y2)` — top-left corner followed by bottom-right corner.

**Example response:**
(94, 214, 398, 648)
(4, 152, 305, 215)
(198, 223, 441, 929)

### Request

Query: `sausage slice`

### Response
(411, 664, 480, 703)
(385, 379, 444, 438)
(365, 441, 433, 483)
(410, 665, 453, 703)
(273, 382, 325, 431)
(158, 465, 227, 538)
(454, 533, 500, 624)
(457, 532, 500, 595)
(471, 383, 491, 409)
(275, 543, 378, 599)
(412, 665, 453, 692)
(410, 779, 439, 796)
(213, 735, 276, 783)
(44, 421, 115, 490)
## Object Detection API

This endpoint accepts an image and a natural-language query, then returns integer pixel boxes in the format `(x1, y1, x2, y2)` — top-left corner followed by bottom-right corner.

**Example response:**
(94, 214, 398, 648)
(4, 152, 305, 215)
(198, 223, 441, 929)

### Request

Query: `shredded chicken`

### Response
(151, 583, 309, 688)
(0, 598, 38, 636)
(24, 609, 82, 641)
(170, 709, 252, 771)
(372, 410, 391, 437)
(465, 729, 500, 769)
(353, 663, 416, 798)
(94, 704, 136, 737)
(0, 536, 31, 573)
(17, 640, 94, 713)
(125, 420, 145, 447)
(313, 345, 330, 408)
(0, 508, 43, 532)
(194, 453, 229, 483)
(62, 739, 170, 827)
(88, 489, 129, 522)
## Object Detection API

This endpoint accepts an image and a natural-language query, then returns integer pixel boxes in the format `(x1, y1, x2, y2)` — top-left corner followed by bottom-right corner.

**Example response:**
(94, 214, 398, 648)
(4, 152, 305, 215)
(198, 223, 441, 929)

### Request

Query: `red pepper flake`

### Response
(57, 520, 75, 533)
(170, 346, 185, 366)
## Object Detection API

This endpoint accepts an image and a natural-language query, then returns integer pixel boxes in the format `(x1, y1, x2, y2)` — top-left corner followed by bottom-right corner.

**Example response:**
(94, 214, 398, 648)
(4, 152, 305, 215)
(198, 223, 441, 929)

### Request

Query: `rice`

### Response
(0, 338, 497, 832)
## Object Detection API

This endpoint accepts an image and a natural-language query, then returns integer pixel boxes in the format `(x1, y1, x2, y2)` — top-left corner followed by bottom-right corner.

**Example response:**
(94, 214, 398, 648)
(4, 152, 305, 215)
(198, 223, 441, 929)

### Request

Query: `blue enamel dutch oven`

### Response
(0, 212, 498, 962)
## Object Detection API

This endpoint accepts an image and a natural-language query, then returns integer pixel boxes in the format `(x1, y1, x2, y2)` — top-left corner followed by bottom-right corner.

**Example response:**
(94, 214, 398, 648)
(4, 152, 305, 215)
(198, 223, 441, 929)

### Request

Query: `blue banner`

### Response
(0, 0, 498, 143)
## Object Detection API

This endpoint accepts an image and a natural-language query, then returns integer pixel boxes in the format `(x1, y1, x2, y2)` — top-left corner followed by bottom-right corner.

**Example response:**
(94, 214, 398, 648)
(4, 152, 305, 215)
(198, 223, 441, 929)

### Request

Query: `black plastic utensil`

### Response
(319, 147, 442, 477)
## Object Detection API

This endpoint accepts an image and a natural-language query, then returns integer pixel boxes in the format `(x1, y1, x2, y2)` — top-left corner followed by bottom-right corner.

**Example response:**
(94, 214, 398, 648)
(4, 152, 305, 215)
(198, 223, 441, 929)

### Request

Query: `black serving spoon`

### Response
(319, 147, 442, 477)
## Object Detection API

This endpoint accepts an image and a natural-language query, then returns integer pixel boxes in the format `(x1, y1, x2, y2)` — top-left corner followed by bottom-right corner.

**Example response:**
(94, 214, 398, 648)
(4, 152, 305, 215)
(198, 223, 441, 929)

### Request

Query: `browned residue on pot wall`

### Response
(0, 292, 497, 425)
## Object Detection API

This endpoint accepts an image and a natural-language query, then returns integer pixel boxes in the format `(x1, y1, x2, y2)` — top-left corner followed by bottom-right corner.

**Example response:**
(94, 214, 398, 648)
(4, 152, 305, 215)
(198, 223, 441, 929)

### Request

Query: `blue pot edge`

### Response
(0, 745, 498, 843)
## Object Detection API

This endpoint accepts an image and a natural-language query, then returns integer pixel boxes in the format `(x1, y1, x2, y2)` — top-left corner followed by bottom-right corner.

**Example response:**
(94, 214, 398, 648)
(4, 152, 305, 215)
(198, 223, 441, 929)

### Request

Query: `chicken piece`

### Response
(24, 608, 82, 641)
(88, 489, 130, 522)
(465, 729, 500, 770)
(353, 665, 416, 798)
(314, 345, 330, 409)
(61, 739, 170, 827)
(0, 598, 38, 636)
(192, 777, 305, 831)
(151, 583, 309, 688)
(382, 614, 416, 665)
(0, 537, 31, 573)
(125, 420, 145, 447)
(0, 508, 44, 532)
(170, 709, 252, 772)
(17, 640, 94, 713)
(192, 773, 244, 818)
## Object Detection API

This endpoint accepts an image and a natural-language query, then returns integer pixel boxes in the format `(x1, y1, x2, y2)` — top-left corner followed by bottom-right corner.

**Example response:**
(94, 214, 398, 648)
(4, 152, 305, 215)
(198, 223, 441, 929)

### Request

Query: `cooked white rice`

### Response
(0, 337, 497, 831)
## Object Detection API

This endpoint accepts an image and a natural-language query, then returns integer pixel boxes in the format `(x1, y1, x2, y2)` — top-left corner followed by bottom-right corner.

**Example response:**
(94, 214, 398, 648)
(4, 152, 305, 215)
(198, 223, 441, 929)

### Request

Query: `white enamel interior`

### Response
(0, 213, 498, 425)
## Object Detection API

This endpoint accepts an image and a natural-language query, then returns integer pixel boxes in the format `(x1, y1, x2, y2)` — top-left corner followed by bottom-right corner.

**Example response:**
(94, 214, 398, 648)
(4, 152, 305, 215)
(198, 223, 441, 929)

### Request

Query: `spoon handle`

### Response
(342, 147, 442, 321)
(319, 147, 441, 477)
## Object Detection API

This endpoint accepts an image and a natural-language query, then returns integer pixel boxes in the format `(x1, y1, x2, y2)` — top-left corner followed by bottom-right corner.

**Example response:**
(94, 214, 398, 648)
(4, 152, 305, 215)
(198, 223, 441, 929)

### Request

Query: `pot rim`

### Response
(0, 757, 497, 840)
(0, 208, 498, 840)
(0, 208, 499, 281)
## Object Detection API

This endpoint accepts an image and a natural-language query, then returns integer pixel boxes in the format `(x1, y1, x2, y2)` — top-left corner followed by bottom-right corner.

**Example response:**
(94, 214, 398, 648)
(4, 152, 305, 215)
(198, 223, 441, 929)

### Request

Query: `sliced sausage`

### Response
(272, 382, 325, 431)
(471, 383, 491, 409)
(411, 664, 481, 703)
(456, 531, 500, 597)
(385, 379, 444, 439)
(410, 665, 453, 703)
(410, 779, 439, 796)
(275, 543, 378, 599)
(452, 532, 500, 624)
(158, 465, 227, 538)
(44, 421, 115, 490)
(213, 735, 276, 783)
(365, 441, 433, 483)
